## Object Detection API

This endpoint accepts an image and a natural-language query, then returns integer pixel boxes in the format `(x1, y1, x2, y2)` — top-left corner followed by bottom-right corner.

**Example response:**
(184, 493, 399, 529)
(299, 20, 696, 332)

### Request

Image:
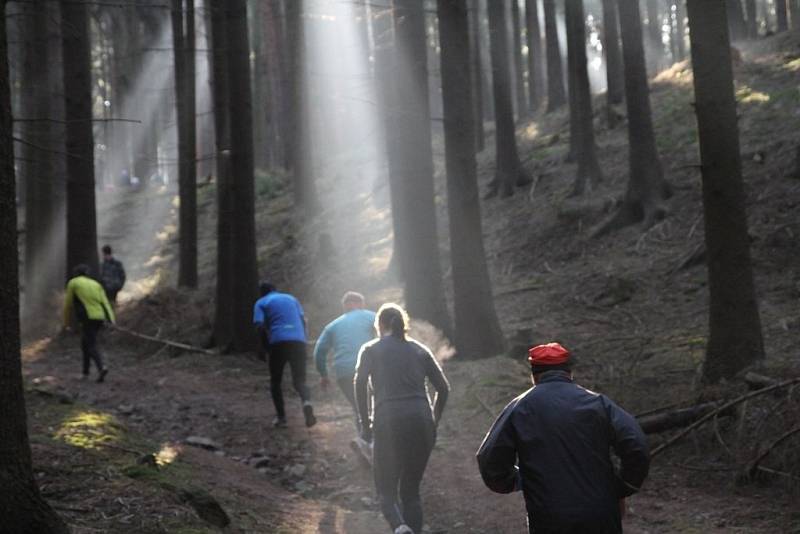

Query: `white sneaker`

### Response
(394, 525, 414, 534)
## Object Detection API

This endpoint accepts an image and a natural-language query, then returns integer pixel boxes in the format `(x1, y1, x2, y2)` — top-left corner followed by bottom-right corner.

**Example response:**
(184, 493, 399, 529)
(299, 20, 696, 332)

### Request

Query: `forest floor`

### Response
(20, 30, 800, 533)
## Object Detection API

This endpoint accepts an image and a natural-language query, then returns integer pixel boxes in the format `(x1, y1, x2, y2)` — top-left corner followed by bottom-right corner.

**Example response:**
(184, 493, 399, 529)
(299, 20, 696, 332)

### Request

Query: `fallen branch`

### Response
(110, 325, 216, 356)
(637, 402, 724, 434)
(741, 425, 800, 481)
(650, 377, 800, 458)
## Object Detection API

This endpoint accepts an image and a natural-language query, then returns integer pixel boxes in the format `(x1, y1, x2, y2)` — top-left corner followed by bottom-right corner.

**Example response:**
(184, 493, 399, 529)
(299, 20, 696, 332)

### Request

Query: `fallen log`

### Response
(637, 402, 725, 434)
(650, 377, 800, 459)
(110, 325, 217, 356)
(743, 371, 778, 390)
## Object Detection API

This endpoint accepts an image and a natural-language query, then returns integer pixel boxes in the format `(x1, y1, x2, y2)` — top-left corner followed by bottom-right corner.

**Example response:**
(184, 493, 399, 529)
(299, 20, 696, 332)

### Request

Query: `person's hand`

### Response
(320, 376, 330, 390)
(619, 498, 626, 520)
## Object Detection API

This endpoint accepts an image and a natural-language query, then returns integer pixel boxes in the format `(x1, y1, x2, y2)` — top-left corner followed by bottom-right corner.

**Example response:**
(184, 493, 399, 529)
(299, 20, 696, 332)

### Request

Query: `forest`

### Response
(1, 0, 800, 532)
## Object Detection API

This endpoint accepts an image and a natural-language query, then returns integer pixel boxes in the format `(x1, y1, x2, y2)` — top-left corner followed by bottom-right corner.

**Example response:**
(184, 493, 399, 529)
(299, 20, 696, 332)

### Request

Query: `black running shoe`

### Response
(96, 369, 108, 383)
(303, 403, 316, 428)
(272, 416, 287, 428)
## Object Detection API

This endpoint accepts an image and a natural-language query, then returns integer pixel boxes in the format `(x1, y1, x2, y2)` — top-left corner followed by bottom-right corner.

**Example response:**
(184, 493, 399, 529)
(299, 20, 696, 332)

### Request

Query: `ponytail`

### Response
(376, 303, 409, 340)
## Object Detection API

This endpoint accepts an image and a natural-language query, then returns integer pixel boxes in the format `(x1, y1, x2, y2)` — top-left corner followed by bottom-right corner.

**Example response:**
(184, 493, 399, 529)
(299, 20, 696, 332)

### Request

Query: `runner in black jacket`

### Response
(477, 343, 649, 534)
(355, 303, 449, 534)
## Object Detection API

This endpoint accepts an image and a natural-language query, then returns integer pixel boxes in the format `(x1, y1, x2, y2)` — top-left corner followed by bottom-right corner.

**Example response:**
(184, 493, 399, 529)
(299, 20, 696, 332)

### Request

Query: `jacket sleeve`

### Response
(354, 344, 372, 439)
(423, 348, 450, 424)
(62, 281, 75, 327)
(604, 396, 650, 497)
(476, 400, 522, 494)
(253, 300, 264, 326)
(118, 261, 126, 287)
(313, 324, 333, 377)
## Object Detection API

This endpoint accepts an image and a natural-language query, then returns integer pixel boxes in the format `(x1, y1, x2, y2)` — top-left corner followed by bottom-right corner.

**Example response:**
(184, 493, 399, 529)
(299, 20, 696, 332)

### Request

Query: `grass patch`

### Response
(255, 168, 287, 199)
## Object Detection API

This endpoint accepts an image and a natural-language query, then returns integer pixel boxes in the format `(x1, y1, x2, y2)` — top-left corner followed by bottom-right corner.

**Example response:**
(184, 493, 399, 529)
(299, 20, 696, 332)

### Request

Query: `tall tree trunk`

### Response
(225, 0, 259, 351)
(264, 0, 287, 169)
(172, 0, 198, 288)
(727, 0, 747, 40)
(478, 0, 494, 121)
(594, 0, 671, 237)
(566, 0, 604, 196)
(286, 0, 318, 211)
(390, 0, 452, 335)
(468, 0, 485, 150)
(486, 0, 531, 198)
(21, 0, 58, 315)
(686, 0, 765, 384)
(62, 0, 99, 278)
(645, 0, 663, 69)
(524, 0, 545, 112)
(437, 0, 505, 358)
(250, 0, 269, 169)
(208, 0, 235, 351)
(793, 0, 800, 30)
(675, 0, 686, 58)
(775, 0, 789, 31)
(745, 0, 758, 38)
(602, 0, 624, 111)
(0, 3, 70, 530)
(510, 0, 528, 117)
(543, 0, 566, 111)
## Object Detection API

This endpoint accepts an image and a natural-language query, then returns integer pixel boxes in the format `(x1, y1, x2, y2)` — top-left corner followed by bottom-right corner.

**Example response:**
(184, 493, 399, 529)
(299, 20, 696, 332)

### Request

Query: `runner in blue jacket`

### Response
(313, 291, 376, 435)
(477, 343, 650, 534)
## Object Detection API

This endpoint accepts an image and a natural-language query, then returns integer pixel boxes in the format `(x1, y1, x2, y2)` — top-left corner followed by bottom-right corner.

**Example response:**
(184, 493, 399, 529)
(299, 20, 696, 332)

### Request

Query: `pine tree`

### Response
(686, 0, 765, 383)
(543, 0, 566, 111)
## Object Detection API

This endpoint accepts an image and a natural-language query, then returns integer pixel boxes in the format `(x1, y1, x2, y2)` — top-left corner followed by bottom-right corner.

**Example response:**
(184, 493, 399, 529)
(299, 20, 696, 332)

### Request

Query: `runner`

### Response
(355, 303, 449, 534)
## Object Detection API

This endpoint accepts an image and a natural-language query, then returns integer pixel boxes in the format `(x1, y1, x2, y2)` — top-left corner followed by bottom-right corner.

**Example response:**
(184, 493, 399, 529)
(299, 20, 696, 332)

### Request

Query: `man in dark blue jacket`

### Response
(476, 343, 649, 534)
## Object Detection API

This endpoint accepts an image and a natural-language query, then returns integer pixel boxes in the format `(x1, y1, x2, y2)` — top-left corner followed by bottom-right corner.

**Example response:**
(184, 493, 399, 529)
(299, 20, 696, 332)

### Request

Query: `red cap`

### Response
(528, 343, 570, 366)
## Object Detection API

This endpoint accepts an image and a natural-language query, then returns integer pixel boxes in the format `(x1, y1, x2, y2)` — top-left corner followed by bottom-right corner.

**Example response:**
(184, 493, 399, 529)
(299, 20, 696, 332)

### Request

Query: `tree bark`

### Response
(594, 0, 671, 237)
(207, 0, 235, 351)
(565, 0, 604, 196)
(543, 0, 566, 111)
(645, 0, 663, 69)
(745, 0, 758, 38)
(510, 0, 527, 118)
(286, 0, 318, 211)
(225, 0, 259, 351)
(686, 0, 765, 384)
(674, 0, 686, 59)
(524, 0, 545, 112)
(437, 0, 505, 358)
(727, 0, 747, 41)
(602, 0, 624, 110)
(468, 0, 485, 150)
(0, 3, 70, 530)
(389, 0, 452, 336)
(172, 0, 199, 288)
(775, 0, 789, 31)
(486, 0, 531, 198)
(62, 0, 99, 278)
(21, 0, 63, 317)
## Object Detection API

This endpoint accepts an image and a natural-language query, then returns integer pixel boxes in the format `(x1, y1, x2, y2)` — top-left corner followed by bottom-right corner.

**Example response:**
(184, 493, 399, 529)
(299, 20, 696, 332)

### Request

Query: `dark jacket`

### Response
(101, 258, 126, 293)
(476, 371, 649, 534)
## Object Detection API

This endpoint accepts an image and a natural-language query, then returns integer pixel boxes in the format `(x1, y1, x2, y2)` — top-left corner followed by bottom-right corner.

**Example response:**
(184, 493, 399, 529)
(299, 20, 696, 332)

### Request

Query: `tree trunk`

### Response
(510, 0, 527, 118)
(675, 0, 686, 58)
(793, 0, 800, 30)
(686, 0, 765, 383)
(0, 3, 70, 530)
(225, 0, 259, 351)
(524, 0, 545, 112)
(745, 0, 758, 38)
(594, 0, 671, 237)
(727, 0, 747, 41)
(21, 0, 63, 317)
(543, 0, 566, 111)
(389, 0, 452, 336)
(251, 0, 269, 170)
(486, 0, 531, 198)
(208, 0, 234, 350)
(645, 0, 663, 69)
(436, 0, 505, 358)
(775, 0, 789, 31)
(263, 0, 286, 169)
(565, 0, 604, 196)
(286, 0, 318, 211)
(468, 0, 485, 150)
(602, 0, 624, 110)
(62, 0, 99, 278)
(172, 0, 198, 288)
